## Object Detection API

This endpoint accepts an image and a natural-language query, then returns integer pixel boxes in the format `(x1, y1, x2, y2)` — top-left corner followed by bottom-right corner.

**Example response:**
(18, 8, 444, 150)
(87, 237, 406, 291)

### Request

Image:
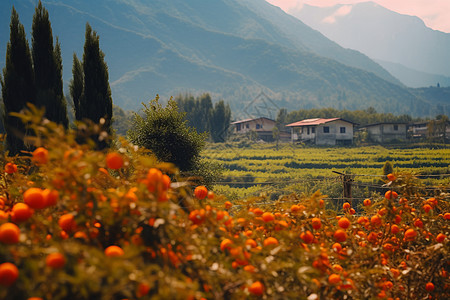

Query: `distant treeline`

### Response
(174, 93, 231, 142)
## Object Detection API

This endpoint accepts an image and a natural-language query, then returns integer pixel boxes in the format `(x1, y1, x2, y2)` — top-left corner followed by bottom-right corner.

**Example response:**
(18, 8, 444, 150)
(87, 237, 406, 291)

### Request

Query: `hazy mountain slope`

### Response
(376, 59, 450, 88)
(290, 2, 450, 81)
(0, 0, 440, 116)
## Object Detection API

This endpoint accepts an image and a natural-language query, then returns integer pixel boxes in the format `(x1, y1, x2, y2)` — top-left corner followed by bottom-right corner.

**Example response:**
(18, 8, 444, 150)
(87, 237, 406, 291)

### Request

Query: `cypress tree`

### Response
(32, 0, 68, 127)
(1, 7, 35, 155)
(79, 23, 112, 136)
(53, 38, 68, 127)
(69, 53, 83, 121)
(210, 100, 231, 142)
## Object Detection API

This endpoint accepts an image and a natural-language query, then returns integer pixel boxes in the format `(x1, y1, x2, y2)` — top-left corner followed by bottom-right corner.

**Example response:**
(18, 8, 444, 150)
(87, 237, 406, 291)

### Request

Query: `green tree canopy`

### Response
(127, 96, 206, 172)
(31, 1, 68, 127)
(210, 100, 231, 142)
(78, 23, 112, 135)
(1, 7, 35, 155)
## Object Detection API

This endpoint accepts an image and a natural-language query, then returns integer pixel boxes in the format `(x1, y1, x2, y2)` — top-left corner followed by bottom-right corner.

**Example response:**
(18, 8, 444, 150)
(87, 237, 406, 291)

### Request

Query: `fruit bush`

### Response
(0, 112, 449, 299)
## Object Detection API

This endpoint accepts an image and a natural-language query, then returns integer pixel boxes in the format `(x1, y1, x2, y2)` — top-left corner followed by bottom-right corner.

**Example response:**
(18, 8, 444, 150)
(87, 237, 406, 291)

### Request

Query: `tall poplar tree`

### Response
(69, 53, 83, 121)
(32, 0, 68, 127)
(78, 23, 112, 135)
(210, 100, 231, 142)
(1, 7, 35, 155)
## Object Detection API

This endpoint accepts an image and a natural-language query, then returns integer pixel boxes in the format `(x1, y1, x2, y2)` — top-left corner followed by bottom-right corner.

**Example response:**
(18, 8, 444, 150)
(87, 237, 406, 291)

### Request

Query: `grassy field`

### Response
(203, 142, 450, 203)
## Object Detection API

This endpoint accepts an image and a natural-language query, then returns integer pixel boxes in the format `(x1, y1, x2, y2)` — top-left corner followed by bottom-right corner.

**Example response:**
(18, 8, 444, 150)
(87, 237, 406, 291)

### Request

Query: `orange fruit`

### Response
(58, 214, 76, 232)
(220, 239, 233, 251)
(106, 152, 124, 169)
(363, 199, 371, 206)
(188, 209, 205, 225)
(332, 242, 342, 252)
(404, 229, 417, 241)
(224, 201, 232, 209)
(425, 282, 434, 292)
(371, 215, 382, 227)
(334, 229, 347, 242)
(245, 238, 257, 248)
(261, 212, 275, 222)
(207, 191, 215, 199)
(11, 203, 33, 223)
(46, 252, 66, 269)
(391, 225, 400, 234)
(162, 174, 171, 190)
(263, 237, 279, 247)
(385, 190, 398, 200)
(23, 188, 46, 209)
(0, 222, 20, 244)
(27, 298, 44, 300)
(137, 282, 151, 298)
(342, 202, 351, 210)
(436, 233, 446, 243)
(4, 162, 17, 174)
(194, 186, 208, 199)
(338, 217, 350, 229)
(105, 245, 124, 257)
(32, 147, 48, 164)
(248, 281, 264, 296)
(328, 274, 341, 285)
(423, 204, 432, 213)
(252, 207, 264, 216)
(386, 173, 396, 181)
(43, 189, 59, 207)
(390, 268, 400, 278)
(311, 217, 322, 230)
(413, 218, 423, 228)
(0, 262, 19, 286)
(445, 212, 450, 220)
(300, 231, 314, 244)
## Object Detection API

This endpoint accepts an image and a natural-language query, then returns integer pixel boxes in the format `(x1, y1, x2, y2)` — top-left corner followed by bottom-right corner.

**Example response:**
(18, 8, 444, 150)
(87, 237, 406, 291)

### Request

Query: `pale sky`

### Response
(266, 0, 450, 33)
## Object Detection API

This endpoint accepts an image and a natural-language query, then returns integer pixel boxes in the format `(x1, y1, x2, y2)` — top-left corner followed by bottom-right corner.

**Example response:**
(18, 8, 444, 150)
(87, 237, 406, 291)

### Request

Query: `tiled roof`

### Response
(231, 117, 275, 125)
(286, 118, 340, 127)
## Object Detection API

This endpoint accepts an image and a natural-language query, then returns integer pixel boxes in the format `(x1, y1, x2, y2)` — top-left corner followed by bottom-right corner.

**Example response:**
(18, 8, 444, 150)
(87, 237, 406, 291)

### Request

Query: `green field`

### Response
(203, 143, 450, 203)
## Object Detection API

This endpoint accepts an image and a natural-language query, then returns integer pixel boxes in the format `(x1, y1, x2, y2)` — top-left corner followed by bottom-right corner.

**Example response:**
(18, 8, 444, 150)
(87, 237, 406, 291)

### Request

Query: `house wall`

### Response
(367, 124, 407, 143)
(316, 120, 354, 145)
(234, 119, 276, 134)
(291, 120, 353, 145)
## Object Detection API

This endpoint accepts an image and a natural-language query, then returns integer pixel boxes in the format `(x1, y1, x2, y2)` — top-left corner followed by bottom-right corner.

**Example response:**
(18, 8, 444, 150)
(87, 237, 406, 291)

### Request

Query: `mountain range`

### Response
(289, 2, 450, 88)
(0, 0, 448, 117)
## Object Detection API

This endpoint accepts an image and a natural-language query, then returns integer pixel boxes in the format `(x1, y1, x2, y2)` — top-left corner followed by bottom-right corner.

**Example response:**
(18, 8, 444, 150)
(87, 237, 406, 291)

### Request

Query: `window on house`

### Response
(394, 125, 398, 131)
(236, 124, 241, 131)
(246, 124, 249, 129)
(340, 127, 346, 133)
(256, 124, 261, 129)
(312, 127, 315, 134)
(323, 126, 329, 133)
(307, 127, 310, 135)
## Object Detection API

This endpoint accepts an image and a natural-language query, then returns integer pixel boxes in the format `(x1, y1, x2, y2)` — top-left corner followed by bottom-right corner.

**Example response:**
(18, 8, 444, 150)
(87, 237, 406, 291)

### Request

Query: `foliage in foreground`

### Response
(0, 114, 449, 299)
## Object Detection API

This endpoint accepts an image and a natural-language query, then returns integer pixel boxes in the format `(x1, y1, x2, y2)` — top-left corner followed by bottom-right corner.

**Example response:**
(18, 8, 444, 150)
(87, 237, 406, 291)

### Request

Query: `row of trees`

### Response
(175, 93, 231, 142)
(1, 1, 112, 154)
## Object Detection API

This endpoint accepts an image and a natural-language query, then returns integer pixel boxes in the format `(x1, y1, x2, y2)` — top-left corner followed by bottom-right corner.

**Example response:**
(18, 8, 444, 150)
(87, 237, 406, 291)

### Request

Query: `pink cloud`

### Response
(266, 0, 450, 32)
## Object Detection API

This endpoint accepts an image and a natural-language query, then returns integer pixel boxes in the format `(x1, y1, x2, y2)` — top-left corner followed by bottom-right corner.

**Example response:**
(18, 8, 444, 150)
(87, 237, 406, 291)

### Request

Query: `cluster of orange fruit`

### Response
(0, 132, 448, 300)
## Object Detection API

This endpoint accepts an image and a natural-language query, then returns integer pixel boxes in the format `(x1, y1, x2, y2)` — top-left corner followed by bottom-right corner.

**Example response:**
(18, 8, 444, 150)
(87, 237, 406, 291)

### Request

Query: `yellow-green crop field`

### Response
(203, 143, 450, 201)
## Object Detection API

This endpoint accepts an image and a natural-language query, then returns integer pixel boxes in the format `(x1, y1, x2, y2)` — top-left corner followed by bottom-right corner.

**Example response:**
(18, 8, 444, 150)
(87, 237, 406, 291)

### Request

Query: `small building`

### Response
(408, 121, 428, 139)
(231, 117, 277, 141)
(361, 122, 407, 143)
(286, 118, 355, 145)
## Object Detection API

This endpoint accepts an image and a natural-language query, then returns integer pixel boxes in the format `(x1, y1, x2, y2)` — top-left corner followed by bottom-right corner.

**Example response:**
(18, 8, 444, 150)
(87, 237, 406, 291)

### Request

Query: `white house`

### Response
(231, 117, 278, 141)
(286, 118, 355, 145)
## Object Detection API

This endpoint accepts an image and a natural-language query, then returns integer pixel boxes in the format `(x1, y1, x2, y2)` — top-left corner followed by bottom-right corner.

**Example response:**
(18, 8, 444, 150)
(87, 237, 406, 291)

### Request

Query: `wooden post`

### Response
(333, 171, 353, 206)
